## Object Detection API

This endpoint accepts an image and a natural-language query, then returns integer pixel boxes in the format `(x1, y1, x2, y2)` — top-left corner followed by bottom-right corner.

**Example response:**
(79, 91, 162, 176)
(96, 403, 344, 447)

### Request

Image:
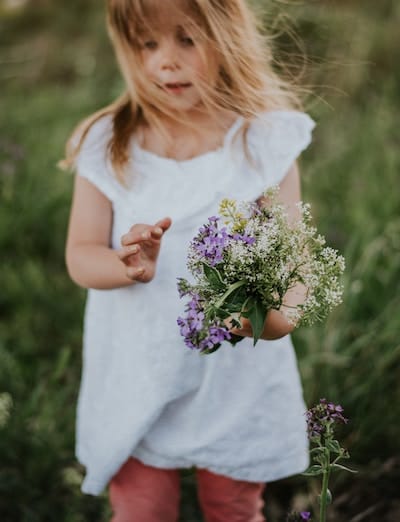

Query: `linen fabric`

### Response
(74, 110, 316, 495)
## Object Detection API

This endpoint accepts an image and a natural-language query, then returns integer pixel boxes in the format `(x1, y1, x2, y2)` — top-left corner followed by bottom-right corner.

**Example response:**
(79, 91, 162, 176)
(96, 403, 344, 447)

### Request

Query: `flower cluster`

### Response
(176, 292, 232, 352)
(177, 188, 345, 354)
(306, 398, 348, 440)
(190, 216, 231, 267)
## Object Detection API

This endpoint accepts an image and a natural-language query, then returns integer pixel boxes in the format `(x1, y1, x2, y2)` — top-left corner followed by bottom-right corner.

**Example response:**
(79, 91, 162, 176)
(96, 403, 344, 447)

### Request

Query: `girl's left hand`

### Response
(226, 309, 295, 341)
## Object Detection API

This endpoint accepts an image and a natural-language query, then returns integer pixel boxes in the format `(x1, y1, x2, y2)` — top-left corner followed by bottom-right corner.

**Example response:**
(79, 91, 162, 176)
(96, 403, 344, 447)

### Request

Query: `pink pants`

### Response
(109, 457, 266, 522)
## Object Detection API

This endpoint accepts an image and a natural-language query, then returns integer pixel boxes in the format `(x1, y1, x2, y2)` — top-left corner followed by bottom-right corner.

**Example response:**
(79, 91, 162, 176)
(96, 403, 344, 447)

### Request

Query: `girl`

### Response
(64, 0, 315, 520)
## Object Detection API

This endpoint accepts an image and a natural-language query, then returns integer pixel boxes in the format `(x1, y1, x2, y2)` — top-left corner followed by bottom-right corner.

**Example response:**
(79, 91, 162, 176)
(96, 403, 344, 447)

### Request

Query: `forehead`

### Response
(128, 0, 204, 37)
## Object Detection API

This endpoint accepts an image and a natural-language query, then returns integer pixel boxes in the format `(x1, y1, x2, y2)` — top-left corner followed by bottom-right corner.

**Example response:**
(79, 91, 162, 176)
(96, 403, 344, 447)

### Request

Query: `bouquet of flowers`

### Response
(177, 187, 345, 354)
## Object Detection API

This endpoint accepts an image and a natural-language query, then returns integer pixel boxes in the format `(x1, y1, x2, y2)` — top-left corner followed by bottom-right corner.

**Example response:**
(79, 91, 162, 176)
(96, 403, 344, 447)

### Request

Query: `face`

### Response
(138, 24, 210, 114)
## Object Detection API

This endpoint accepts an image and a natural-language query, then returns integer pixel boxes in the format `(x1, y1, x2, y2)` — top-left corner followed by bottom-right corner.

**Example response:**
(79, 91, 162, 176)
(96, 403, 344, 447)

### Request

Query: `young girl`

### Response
(64, 0, 315, 520)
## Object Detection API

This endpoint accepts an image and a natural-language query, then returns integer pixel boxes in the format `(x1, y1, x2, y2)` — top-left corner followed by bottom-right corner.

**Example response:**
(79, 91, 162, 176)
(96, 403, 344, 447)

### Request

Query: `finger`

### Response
(154, 216, 172, 232)
(147, 217, 172, 240)
(121, 227, 152, 246)
(230, 327, 251, 337)
(126, 266, 145, 280)
(116, 244, 141, 262)
(121, 218, 171, 246)
(223, 316, 252, 337)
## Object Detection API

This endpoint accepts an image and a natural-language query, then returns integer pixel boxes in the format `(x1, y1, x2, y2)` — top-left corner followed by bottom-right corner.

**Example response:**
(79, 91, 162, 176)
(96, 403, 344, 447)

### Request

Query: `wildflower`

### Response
(177, 293, 232, 353)
(190, 216, 230, 267)
(178, 188, 345, 353)
(305, 398, 348, 440)
(303, 400, 356, 522)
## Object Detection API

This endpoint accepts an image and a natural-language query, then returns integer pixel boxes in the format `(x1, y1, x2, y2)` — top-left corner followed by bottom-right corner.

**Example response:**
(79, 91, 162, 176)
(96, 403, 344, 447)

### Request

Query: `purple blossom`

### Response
(177, 293, 231, 352)
(300, 512, 311, 521)
(305, 398, 348, 440)
(191, 216, 231, 266)
(231, 232, 256, 245)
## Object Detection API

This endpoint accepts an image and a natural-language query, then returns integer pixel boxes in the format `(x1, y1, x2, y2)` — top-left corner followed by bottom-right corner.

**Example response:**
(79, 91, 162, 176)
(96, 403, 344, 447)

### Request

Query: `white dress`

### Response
(74, 109, 316, 495)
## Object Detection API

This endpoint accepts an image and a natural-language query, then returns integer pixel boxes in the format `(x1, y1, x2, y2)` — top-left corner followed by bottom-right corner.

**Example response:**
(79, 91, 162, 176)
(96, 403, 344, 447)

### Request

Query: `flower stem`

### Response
(319, 462, 331, 522)
(215, 280, 246, 309)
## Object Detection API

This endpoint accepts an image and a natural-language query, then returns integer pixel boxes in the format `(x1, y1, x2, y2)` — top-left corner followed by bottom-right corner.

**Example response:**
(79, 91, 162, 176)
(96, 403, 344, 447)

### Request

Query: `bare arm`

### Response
(65, 176, 171, 289)
(231, 162, 306, 340)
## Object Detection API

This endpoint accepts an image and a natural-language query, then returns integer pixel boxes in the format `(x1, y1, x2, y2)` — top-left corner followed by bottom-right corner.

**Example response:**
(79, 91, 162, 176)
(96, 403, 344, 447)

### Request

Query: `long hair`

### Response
(61, 0, 302, 184)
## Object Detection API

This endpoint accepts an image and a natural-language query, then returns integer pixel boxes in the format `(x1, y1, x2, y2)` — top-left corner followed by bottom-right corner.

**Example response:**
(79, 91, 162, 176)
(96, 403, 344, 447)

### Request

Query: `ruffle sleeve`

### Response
(72, 115, 122, 203)
(247, 110, 316, 186)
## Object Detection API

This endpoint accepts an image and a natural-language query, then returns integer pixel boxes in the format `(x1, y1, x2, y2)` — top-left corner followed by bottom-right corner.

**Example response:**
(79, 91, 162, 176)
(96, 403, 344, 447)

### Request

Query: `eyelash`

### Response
(141, 36, 195, 50)
(143, 41, 157, 50)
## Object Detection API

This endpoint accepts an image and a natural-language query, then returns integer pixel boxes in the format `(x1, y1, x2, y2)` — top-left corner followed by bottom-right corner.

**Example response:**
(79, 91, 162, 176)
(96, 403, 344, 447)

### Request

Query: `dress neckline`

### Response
(132, 116, 244, 166)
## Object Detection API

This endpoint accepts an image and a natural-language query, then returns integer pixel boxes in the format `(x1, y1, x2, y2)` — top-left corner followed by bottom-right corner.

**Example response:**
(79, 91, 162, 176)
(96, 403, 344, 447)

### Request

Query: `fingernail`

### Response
(154, 227, 163, 235)
(128, 245, 138, 253)
(141, 231, 149, 239)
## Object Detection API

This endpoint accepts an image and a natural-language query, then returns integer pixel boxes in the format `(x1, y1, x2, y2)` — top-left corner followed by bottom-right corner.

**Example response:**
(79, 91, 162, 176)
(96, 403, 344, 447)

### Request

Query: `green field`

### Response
(1, 0, 399, 520)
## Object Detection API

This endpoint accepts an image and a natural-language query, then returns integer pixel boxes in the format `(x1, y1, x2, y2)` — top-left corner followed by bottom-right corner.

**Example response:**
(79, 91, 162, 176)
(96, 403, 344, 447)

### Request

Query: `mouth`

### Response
(163, 82, 192, 94)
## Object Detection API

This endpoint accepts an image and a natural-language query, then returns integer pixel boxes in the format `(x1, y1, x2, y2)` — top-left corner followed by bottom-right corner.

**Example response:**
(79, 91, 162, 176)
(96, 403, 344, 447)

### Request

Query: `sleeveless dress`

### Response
(74, 110, 316, 495)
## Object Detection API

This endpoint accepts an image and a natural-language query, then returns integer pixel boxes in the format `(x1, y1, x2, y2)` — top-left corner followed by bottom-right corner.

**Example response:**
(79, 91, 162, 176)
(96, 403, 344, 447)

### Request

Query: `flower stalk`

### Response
(302, 399, 356, 522)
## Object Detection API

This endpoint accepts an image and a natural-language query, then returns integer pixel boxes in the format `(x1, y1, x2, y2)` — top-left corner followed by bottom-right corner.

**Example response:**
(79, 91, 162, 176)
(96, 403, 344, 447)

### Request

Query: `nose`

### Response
(158, 40, 180, 71)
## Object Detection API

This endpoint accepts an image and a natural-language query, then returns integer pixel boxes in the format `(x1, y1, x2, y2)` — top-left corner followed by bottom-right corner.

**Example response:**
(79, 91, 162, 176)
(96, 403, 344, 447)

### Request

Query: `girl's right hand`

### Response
(117, 217, 172, 283)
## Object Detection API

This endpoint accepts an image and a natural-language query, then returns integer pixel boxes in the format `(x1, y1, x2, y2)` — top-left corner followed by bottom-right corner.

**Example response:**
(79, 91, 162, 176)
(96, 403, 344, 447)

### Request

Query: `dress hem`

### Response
(132, 445, 310, 484)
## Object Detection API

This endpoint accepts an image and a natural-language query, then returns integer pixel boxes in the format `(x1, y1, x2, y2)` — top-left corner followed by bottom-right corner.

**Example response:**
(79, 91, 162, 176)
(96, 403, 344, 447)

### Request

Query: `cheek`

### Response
(190, 54, 209, 80)
(140, 54, 156, 77)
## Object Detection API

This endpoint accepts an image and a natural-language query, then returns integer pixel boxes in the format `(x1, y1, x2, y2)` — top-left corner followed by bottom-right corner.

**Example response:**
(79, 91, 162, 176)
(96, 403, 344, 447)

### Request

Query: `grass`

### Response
(0, 0, 399, 520)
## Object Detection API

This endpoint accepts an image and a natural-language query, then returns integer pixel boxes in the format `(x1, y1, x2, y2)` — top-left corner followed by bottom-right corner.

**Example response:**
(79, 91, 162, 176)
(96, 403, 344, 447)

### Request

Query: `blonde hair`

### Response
(61, 0, 302, 184)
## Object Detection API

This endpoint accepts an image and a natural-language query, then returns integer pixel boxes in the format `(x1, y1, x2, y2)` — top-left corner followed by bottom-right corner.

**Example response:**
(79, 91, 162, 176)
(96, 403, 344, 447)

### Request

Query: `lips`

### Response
(165, 82, 192, 88)
(162, 82, 192, 94)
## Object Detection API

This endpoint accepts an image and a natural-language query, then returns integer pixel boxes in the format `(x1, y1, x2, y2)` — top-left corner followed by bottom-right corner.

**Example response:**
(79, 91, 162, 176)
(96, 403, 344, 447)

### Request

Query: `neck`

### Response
(137, 108, 239, 161)
(150, 107, 238, 139)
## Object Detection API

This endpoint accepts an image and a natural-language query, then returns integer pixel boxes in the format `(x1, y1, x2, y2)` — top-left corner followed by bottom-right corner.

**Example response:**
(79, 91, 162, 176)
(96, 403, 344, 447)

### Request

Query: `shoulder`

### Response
(71, 113, 114, 159)
(241, 110, 316, 187)
(71, 114, 121, 200)
(248, 110, 315, 153)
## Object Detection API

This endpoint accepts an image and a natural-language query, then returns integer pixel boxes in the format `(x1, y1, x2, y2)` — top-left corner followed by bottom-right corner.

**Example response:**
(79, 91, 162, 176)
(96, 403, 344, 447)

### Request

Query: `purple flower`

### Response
(231, 232, 256, 245)
(300, 512, 311, 521)
(177, 293, 231, 352)
(191, 217, 231, 266)
(305, 398, 348, 440)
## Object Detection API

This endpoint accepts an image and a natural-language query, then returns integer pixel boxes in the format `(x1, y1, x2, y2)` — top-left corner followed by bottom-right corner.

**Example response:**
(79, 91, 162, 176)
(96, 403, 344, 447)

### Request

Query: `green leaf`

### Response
(309, 446, 324, 455)
(331, 463, 358, 473)
(326, 439, 341, 453)
(224, 286, 247, 307)
(229, 334, 245, 346)
(215, 280, 247, 309)
(202, 263, 225, 290)
(302, 465, 324, 476)
(212, 306, 231, 320)
(245, 298, 268, 346)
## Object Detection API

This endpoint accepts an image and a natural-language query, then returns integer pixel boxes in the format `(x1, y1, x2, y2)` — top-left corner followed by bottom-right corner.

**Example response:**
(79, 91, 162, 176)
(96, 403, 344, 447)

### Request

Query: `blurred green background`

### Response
(0, 0, 399, 520)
